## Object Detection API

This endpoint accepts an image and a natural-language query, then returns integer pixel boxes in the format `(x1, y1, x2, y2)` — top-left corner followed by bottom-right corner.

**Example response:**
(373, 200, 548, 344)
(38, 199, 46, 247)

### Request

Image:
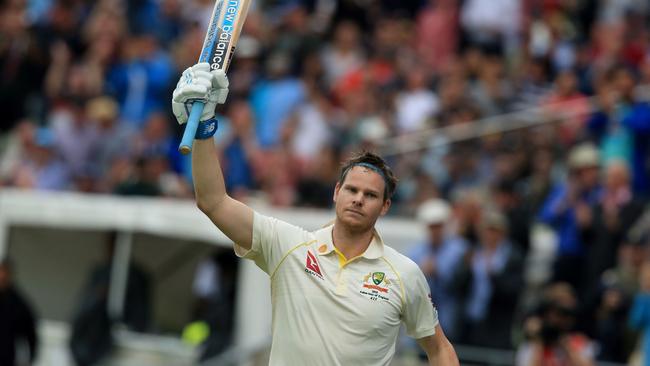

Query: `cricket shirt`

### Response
(233, 211, 439, 366)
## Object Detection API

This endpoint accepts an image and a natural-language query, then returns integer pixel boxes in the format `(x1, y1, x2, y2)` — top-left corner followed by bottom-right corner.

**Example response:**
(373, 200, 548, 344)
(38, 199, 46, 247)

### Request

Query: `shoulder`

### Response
(382, 245, 424, 279)
(255, 211, 313, 237)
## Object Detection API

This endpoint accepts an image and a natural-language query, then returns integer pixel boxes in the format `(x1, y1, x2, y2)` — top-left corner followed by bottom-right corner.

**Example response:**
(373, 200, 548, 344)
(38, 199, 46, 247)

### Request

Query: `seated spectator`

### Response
(11, 127, 71, 191)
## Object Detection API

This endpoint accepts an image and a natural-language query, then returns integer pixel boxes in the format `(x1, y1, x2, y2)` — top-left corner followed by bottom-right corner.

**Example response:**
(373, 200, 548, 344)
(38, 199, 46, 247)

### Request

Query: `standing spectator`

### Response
(190, 250, 238, 361)
(250, 52, 306, 148)
(320, 21, 365, 87)
(219, 99, 259, 198)
(0, 259, 38, 366)
(459, 210, 524, 348)
(106, 33, 175, 127)
(408, 199, 469, 341)
(492, 179, 532, 253)
(460, 0, 521, 55)
(415, 0, 459, 75)
(587, 65, 650, 196)
(583, 161, 645, 289)
(394, 64, 439, 134)
(542, 70, 590, 146)
(521, 147, 557, 216)
(590, 239, 647, 362)
(0, 0, 48, 132)
(539, 143, 602, 290)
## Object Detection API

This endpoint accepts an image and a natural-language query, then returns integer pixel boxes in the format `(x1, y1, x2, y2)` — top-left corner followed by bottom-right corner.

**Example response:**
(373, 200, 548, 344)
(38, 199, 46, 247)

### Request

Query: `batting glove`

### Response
(172, 62, 229, 124)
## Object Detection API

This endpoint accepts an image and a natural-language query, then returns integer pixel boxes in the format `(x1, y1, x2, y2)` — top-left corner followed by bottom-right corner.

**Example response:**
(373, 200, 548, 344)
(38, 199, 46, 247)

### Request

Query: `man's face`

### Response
(428, 223, 445, 246)
(333, 166, 391, 232)
(578, 166, 600, 189)
(480, 226, 504, 249)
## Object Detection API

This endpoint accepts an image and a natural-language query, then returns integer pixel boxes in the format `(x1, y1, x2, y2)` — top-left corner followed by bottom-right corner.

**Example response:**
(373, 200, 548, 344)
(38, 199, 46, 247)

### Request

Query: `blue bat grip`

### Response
(178, 101, 205, 154)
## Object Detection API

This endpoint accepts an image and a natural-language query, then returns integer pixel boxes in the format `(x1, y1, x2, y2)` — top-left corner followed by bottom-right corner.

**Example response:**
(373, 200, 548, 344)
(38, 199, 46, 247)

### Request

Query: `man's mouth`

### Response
(346, 209, 364, 216)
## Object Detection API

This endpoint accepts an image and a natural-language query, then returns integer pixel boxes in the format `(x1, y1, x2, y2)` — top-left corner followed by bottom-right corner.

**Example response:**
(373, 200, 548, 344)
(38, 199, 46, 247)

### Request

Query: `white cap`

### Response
(568, 143, 599, 169)
(416, 199, 451, 225)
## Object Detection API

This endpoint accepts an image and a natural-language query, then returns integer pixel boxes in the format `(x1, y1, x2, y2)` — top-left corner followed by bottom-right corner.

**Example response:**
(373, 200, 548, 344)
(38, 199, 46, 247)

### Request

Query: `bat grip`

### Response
(178, 101, 205, 154)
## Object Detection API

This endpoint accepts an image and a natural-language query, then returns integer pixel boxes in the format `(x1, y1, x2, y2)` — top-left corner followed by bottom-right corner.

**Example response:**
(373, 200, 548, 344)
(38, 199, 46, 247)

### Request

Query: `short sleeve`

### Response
(233, 211, 312, 275)
(403, 266, 439, 339)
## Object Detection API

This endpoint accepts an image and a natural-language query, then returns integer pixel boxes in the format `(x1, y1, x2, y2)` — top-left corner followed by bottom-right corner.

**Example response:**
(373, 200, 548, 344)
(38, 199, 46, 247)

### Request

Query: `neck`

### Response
(332, 219, 375, 259)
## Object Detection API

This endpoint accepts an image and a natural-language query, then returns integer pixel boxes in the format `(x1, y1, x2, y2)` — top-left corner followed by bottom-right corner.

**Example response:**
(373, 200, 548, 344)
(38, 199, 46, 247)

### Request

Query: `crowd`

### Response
(2, 0, 650, 363)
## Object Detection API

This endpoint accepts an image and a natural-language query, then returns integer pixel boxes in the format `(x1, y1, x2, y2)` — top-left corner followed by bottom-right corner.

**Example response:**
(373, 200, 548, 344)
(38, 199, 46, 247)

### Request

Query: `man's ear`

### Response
(380, 199, 391, 216)
(333, 181, 341, 203)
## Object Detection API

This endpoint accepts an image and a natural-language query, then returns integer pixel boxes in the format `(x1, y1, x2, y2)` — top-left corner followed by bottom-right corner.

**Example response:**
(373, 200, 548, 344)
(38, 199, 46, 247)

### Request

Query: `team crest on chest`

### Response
(372, 272, 385, 285)
(305, 250, 324, 280)
(360, 271, 391, 301)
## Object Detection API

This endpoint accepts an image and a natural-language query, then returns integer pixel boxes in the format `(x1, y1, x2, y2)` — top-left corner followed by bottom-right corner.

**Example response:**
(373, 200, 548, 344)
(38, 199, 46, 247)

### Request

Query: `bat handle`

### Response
(178, 101, 205, 154)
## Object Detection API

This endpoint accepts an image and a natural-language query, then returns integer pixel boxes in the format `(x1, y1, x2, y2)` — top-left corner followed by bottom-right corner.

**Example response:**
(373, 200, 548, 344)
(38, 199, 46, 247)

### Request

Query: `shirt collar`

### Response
(314, 223, 385, 259)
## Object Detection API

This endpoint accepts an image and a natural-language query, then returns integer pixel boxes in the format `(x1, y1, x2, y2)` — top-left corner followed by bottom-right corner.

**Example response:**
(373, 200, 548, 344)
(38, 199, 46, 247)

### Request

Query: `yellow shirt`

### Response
(234, 212, 438, 366)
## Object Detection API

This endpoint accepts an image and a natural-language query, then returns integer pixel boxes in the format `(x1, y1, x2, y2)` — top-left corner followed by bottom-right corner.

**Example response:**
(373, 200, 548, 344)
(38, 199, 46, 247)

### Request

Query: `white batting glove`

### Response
(172, 62, 229, 124)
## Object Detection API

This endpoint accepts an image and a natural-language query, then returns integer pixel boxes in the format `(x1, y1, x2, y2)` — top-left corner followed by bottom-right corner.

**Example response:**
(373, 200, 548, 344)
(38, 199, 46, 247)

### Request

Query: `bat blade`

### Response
(178, 0, 252, 154)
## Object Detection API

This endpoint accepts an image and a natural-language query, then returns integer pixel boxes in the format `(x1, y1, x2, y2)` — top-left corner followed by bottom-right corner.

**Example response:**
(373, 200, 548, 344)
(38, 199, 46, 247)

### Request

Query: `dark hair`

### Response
(338, 151, 397, 201)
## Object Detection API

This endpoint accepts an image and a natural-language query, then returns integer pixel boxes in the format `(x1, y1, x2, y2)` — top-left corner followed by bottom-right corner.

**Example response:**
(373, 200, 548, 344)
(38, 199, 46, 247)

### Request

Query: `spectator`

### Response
(106, 33, 175, 126)
(113, 156, 162, 197)
(0, 259, 38, 366)
(583, 161, 646, 290)
(0, 0, 48, 132)
(70, 232, 151, 366)
(394, 64, 439, 134)
(0, 119, 37, 186)
(516, 283, 596, 366)
(11, 127, 70, 190)
(573, 234, 643, 362)
(542, 70, 590, 146)
(539, 143, 602, 290)
(470, 55, 512, 116)
(587, 65, 650, 196)
(50, 98, 100, 177)
(408, 199, 469, 341)
(458, 210, 524, 349)
(85, 96, 134, 178)
(250, 52, 306, 148)
(190, 250, 238, 361)
(415, 0, 459, 75)
(320, 21, 365, 87)
(629, 259, 650, 366)
(492, 179, 532, 253)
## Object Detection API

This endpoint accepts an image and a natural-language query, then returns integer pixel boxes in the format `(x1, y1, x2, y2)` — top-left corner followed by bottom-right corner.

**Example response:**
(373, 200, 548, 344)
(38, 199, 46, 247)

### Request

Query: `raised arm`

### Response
(172, 63, 254, 249)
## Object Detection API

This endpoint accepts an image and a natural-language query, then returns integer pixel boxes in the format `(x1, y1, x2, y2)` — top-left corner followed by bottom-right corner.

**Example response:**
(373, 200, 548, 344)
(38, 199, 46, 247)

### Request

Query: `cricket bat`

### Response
(178, 0, 253, 154)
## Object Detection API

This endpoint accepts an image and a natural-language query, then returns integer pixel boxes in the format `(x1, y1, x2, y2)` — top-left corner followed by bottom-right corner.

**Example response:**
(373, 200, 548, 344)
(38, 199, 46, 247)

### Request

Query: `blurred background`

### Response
(1, 0, 650, 365)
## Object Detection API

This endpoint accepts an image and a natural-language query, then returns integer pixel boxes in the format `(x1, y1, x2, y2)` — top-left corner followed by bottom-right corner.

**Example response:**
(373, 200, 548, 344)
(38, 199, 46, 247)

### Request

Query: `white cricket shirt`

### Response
(234, 212, 439, 366)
